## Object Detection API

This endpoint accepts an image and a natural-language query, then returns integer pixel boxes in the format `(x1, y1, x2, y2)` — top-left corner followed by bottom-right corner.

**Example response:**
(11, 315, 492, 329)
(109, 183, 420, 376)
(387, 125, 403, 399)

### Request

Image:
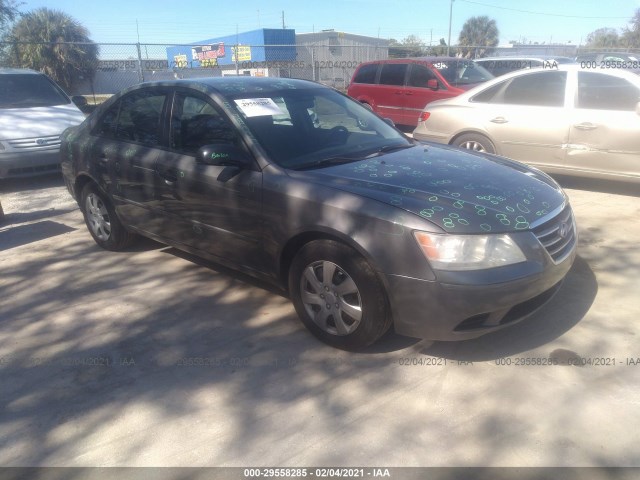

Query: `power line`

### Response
(458, 0, 630, 19)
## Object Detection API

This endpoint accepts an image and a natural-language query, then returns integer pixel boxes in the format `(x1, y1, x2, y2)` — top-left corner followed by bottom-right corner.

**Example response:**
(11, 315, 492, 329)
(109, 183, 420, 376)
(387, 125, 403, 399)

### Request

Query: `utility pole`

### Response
(447, 0, 454, 57)
(282, 11, 285, 29)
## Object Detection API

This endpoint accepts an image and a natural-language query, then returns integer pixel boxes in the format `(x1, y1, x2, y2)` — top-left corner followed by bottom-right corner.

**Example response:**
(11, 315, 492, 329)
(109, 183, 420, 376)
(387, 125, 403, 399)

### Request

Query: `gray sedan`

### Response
(61, 77, 576, 349)
(413, 65, 640, 183)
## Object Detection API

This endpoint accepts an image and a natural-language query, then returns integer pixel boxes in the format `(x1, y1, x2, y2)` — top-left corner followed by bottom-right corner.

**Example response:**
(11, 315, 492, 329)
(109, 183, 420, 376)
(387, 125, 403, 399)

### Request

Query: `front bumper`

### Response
(0, 148, 61, 178)
(386, 232, 577, 341)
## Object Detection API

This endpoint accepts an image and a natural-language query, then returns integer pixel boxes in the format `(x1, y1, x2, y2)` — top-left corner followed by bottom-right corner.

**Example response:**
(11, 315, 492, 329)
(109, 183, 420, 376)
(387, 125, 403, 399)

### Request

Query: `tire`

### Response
(288, 240, 391, 350)
(453, 133, 496, 154)
(80, 183, 136, 251)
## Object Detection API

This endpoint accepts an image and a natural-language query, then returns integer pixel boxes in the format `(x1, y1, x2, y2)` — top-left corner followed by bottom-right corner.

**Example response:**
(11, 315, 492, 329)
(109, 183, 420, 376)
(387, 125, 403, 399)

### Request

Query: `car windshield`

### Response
(227, 87, 412, 170)
(432, 60, 494, 86)
(0, 74, 70, 109)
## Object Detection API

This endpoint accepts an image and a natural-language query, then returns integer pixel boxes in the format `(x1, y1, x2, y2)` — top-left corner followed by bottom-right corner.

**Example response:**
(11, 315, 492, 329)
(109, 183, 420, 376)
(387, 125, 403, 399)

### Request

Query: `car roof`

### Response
(357, 57, 478, 65)
(122, 76, 329, 97)
(476, 56, 574, 62)
(473, 63, 640, 83)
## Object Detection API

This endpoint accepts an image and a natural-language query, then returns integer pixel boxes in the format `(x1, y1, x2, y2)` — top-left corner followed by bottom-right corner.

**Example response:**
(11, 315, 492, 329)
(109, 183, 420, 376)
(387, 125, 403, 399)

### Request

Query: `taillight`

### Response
(419, 111, 431, 122)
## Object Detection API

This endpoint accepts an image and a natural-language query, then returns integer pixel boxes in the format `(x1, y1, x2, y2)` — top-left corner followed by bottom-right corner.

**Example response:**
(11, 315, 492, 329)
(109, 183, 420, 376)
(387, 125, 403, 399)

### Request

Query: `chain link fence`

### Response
(3, 41, 639, 104)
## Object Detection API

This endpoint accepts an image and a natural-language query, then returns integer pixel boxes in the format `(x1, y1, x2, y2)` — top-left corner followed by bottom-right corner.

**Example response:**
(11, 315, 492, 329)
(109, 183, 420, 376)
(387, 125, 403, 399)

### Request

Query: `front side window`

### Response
(407, 64, 438, 88)
(577, 72, 640, 111)
(170, 94, 238, 154)
(379, 64, 407, 86)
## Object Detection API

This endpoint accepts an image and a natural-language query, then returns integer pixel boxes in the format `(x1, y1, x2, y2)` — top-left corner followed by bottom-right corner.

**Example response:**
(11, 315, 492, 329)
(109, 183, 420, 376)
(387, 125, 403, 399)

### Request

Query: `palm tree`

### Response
(0, 0, 22, 35)
(5, 8, 98, 92)
(458, 16, 499, 58)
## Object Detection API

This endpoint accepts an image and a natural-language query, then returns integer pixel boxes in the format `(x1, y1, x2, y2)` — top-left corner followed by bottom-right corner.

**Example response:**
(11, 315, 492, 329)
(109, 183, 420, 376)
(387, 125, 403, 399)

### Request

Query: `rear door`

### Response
(89, 88, 169, 232)
(478, 70, 571, 169)
(567, 71, 640, 178)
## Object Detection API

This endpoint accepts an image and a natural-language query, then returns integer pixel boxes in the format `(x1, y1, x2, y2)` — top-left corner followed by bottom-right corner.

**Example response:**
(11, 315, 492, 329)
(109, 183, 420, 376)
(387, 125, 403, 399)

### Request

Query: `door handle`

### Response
(573, 122, 598, 131)
(490, 116, 508, 124)
(394, 91, 403, 95)
(157, 168, 179, 185)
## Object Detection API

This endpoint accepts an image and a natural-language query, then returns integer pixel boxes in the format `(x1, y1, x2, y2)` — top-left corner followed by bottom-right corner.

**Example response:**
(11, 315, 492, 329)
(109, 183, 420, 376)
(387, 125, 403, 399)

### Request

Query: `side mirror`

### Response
(196, 144, 253, 168)
(383, 118, 395, 127)
(71, 95, 88, 108)
(427, 79, 439, 90)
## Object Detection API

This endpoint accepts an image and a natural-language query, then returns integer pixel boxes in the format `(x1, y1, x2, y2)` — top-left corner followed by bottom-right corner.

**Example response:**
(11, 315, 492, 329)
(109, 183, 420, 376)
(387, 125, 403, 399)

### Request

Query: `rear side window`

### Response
(379, 64, 407, 86)
(94, 90, 167, 145)
(470, 81, 505, 103)
(577, 72, 640, 111)
(353, 64, 378, 84)
(502, 71, 566, 107)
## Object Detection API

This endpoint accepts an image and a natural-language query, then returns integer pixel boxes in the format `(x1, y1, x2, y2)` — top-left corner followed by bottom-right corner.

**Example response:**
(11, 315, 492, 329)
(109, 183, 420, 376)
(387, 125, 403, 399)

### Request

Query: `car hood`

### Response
(290, 144, 566, 234)
(0, 103, 86, 140)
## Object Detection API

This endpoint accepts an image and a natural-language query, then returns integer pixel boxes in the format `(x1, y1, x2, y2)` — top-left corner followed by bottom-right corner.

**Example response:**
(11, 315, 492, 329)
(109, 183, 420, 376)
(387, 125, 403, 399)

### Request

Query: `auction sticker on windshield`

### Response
(234, 98, 283, 117)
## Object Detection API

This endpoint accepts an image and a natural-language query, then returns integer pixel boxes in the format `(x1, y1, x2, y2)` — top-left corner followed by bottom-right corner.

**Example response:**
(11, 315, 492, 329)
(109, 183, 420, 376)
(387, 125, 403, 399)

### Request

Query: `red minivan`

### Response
(347, 57, 493, 127)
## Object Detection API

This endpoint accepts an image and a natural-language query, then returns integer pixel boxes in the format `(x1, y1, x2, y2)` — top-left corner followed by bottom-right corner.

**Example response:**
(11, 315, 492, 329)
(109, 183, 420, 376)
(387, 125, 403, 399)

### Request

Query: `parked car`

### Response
(475, 56, 574, 77)
(347, 57, 493, 127)
(575, 52, 640, 74)
(413, 65, 640, 183)
(61, 77, 576, 350)
(0, 68, 86, 178)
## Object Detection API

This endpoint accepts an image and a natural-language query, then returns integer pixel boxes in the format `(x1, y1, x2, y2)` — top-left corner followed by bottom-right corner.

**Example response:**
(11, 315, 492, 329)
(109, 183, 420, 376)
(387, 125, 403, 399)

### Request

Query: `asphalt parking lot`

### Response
(1, 172, 639, 468)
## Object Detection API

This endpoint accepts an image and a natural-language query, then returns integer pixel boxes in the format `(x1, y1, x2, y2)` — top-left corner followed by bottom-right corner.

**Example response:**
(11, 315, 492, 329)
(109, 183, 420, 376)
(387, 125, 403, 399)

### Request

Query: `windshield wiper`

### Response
(295, 143, 415, 171)
(376, 143, 414, 154)
(297, 155, 367, 170)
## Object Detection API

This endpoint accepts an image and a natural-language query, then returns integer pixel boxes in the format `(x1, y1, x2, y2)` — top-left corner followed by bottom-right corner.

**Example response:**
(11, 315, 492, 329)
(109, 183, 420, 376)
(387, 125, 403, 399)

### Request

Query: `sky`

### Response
(14, 0, 640, 47)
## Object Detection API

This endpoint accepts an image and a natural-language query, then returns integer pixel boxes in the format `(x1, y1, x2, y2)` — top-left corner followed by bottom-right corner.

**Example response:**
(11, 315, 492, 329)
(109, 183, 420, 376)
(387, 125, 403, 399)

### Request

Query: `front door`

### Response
(154, 91, 264, 270)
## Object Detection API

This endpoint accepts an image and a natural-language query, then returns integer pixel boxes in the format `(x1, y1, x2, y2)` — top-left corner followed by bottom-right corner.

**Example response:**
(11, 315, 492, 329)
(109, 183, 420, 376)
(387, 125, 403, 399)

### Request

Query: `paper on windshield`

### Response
(234, 98, 283, 117)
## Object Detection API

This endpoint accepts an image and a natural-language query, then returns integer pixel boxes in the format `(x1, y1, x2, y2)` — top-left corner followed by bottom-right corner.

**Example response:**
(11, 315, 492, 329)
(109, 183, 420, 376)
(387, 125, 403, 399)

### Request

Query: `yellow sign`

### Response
(174, 54, 188, 68)
(232, 45, 252, 62)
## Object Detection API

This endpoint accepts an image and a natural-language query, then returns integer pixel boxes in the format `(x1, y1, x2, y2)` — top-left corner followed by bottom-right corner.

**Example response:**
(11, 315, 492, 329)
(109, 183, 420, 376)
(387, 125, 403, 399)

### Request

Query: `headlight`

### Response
(413, 231, 526, 271)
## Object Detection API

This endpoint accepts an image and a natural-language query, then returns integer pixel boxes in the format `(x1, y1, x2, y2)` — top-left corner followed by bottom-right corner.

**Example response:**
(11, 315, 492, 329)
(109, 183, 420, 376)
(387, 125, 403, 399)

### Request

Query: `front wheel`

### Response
(288, 240, 391, 350)
(453, 133, 496, 154)
(80, 183, 136, 251)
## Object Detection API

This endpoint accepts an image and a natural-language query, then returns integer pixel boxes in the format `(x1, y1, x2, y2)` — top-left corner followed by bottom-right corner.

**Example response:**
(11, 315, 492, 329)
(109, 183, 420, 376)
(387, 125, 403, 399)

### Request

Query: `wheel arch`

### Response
(74, 174, 101, 203)
(278, 228, 389, 295)
(449, 130, 499, 154)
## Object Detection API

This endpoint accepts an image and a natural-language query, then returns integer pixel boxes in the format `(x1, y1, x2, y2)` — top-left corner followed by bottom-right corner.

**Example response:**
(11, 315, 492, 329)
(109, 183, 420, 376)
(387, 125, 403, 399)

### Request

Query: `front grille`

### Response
(8, 135, 61, 150)
(532, 205, 576, 264)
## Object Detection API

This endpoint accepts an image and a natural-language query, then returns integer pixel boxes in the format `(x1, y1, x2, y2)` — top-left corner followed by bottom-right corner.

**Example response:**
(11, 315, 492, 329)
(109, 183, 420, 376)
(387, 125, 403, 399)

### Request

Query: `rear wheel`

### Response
(288, 240, 391, 350)
(453, 133, 496, 154)
(80, 183, 136, 251)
